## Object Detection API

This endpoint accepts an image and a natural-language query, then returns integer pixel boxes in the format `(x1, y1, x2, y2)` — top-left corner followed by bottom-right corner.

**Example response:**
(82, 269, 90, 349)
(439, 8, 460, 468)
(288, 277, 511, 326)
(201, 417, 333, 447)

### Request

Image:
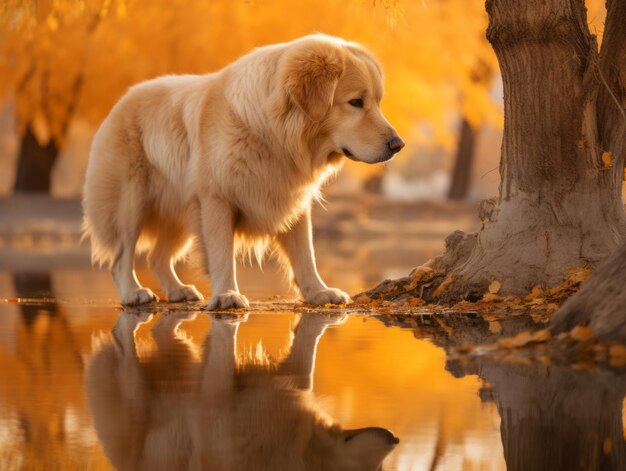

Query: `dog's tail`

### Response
(81, 216, 114, 268)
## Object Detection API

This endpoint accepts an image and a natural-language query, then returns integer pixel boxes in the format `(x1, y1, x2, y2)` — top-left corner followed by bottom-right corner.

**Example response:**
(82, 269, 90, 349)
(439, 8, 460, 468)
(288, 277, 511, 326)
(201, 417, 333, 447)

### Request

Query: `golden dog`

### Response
(82, 34, 404, 308)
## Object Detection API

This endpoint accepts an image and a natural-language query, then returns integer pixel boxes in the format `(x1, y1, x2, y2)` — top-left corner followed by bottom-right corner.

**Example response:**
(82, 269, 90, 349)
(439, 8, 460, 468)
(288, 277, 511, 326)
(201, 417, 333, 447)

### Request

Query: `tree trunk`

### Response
(360, 0, 626, 305)
(395, 0, 626, 304)
(13, 126, 60, 193)
(475, 361, 626, 471)
(546, 0, 626, 339)
(550, 240, 626, 341)
(447, 117, 476, 200)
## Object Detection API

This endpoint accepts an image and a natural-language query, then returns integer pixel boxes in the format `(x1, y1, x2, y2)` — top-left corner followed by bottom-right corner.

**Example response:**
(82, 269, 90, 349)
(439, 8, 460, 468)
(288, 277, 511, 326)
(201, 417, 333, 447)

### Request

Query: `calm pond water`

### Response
(0, 266, 625, 471)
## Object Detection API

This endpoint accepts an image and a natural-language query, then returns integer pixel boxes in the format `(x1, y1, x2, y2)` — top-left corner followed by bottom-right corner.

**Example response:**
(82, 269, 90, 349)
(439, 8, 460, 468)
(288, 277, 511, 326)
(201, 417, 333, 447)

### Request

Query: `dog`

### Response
(85, 311, 399, 470)
(82, 34, 404, 309)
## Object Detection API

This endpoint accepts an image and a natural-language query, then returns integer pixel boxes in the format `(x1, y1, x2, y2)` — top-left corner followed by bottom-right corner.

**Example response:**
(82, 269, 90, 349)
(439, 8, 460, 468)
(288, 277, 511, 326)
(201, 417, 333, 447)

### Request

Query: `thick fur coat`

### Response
(82, 34, 403, 308)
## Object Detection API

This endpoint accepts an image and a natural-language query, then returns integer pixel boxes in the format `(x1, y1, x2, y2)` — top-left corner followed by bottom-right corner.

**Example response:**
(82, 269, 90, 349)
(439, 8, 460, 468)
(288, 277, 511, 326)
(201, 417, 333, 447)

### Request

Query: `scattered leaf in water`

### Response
(601, 151, 613, 168)
(498, 329, 551, 349)
(570, 326, 594, 341)
(488, 320, 502, 334)
(603, 437, 612, 455)
(536, 355, 551, 365)
(498, 331, 534, 348)
(609, 344, 626, 367)
(531, 329, 551, 342)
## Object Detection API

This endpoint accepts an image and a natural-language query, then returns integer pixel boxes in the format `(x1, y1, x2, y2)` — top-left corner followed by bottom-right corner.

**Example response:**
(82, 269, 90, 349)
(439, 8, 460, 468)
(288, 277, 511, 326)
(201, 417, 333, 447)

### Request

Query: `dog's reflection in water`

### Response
(86, 311, 398, 471)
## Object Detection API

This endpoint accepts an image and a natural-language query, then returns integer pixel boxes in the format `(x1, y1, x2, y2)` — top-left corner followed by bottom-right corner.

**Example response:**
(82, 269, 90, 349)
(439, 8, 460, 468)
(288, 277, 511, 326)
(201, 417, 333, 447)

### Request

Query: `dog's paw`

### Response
(167, 285, 204, 302)
(297, 311, 349, 327)
(206, 291, 250, 310)
(122, 288, 158, 306)
(212, 312, 249, 324)
(304, 288, 352, 305)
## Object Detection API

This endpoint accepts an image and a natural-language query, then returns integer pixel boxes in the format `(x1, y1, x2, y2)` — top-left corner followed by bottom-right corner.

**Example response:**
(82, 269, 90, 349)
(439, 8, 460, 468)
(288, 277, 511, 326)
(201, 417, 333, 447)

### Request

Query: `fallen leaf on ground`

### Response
(488, 280, 501, 294)
(432, 275, 453, 297)
(566, 266, 590, 284)
(526, 285, 544, 300)
(547, 303, 559, 314)
(482, 292, 503, 303)
(409, 265, 435, 283)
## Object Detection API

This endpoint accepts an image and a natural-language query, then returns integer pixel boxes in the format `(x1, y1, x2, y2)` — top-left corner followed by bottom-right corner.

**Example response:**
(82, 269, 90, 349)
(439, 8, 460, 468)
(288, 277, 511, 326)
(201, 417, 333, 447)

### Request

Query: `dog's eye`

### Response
(348, 98, 364, 108)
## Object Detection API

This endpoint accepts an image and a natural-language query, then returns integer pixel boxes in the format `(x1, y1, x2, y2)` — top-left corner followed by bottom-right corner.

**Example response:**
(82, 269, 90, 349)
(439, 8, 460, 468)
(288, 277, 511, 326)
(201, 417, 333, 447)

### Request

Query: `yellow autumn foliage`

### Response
(0, 0, 608, 179)
(0, 0, 498, 161)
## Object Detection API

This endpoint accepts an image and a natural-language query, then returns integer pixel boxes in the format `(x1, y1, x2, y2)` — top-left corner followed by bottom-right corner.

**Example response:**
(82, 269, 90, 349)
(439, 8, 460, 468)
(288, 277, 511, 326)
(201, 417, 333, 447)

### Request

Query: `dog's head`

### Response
(279, 34, 404, 165)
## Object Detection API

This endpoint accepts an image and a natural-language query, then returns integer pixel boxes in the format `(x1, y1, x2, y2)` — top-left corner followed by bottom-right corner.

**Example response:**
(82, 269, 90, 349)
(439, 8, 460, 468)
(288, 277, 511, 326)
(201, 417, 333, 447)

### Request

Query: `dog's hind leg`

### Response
(148, 224, 203, 302)
(111, 190, 158, 306)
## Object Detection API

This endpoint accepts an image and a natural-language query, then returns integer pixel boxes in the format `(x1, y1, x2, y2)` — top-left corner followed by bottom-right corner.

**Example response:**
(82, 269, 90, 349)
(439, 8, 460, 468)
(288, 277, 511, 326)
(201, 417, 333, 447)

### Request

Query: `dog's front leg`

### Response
(200, 198, 249, 310)
(199, 314, 246, 402)
(277, 208, 351, 305)
(280, 312, 347, 389)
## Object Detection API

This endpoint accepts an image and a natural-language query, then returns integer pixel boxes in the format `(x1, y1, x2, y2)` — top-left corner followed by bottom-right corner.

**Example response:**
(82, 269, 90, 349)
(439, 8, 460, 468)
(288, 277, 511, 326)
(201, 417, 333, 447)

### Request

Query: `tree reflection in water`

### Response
(380, 312, 626, 471)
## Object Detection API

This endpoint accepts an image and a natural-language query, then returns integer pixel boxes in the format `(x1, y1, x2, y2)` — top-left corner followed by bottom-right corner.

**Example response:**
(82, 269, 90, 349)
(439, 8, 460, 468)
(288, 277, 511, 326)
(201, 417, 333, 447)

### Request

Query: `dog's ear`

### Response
(281, 42, 345, 122)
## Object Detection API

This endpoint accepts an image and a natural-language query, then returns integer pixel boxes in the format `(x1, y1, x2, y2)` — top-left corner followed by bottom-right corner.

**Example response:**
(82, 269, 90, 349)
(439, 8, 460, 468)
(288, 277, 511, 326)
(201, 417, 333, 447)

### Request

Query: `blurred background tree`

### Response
(0, 0, 500, 194)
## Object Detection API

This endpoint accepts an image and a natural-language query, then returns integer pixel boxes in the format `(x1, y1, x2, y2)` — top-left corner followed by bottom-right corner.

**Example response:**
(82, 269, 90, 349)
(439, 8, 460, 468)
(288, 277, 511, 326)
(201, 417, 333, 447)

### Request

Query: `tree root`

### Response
(354, 229, 591, 312)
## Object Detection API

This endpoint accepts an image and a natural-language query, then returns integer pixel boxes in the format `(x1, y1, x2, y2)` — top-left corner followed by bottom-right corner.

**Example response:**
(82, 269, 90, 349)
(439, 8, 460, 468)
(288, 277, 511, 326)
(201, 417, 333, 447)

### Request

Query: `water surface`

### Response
(0, 268, 624, 470)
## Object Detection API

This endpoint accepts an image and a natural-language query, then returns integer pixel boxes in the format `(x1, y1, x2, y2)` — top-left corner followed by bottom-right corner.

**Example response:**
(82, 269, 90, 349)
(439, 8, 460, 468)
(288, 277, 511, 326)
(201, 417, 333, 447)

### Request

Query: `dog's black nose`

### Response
(387, 137, 405, 154)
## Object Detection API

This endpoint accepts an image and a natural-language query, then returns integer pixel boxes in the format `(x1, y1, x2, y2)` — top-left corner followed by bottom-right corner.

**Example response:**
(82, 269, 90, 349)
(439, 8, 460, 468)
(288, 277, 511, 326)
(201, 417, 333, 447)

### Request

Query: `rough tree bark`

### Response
(365, 0, 626, 304)
(550, 240, 626, 341)
(472, 361, 626, 471)
(13, 126, 60, 193)
(447, 117, 476, 200)
(443, 0, 626, 297)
